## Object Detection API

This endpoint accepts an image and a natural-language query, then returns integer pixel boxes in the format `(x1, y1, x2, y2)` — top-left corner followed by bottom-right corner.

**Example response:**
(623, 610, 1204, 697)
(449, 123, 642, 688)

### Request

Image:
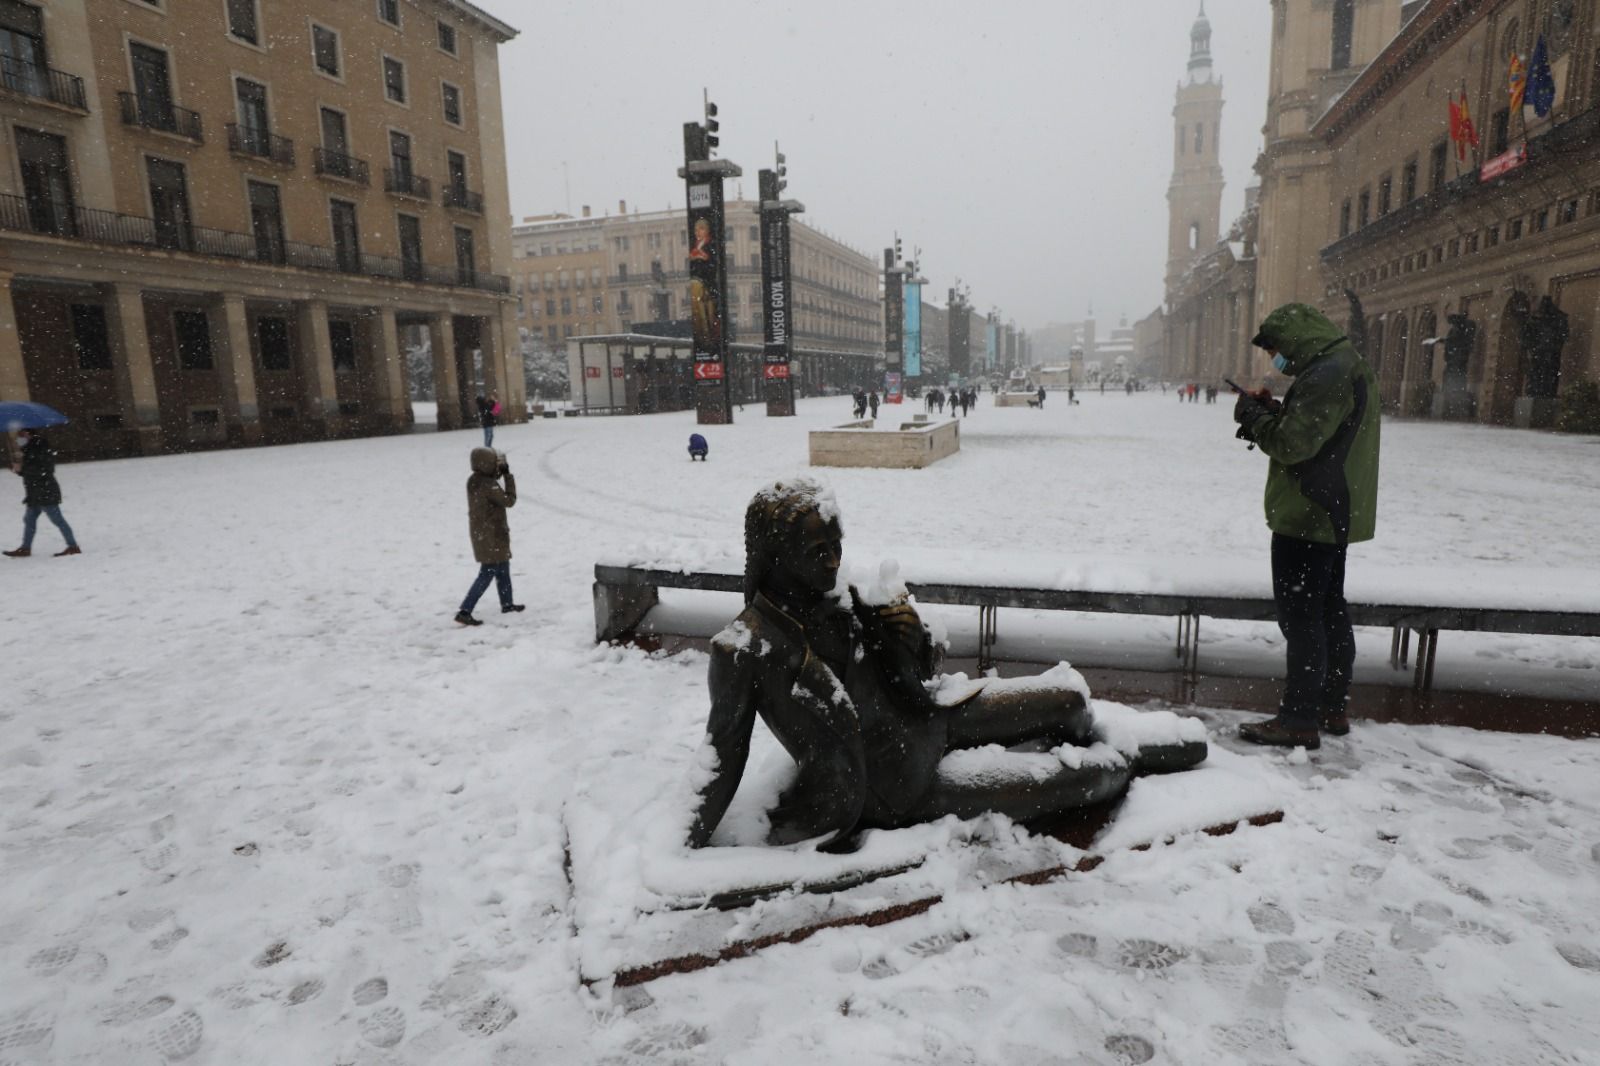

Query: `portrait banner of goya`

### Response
(686, 183, 724, 361)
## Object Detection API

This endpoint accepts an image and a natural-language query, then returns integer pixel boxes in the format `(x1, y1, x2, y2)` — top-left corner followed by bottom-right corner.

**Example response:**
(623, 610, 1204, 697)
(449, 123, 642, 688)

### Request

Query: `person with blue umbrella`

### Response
(3, 402, 81, 558)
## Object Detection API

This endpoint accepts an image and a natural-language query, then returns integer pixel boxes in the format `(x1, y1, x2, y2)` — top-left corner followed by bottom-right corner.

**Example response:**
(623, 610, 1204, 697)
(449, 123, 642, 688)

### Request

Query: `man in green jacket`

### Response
(1233, 303, 1380, 750)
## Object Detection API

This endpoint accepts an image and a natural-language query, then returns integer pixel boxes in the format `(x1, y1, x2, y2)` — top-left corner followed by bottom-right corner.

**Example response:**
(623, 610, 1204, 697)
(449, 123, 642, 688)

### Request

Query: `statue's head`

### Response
(743, 476, 843, 605)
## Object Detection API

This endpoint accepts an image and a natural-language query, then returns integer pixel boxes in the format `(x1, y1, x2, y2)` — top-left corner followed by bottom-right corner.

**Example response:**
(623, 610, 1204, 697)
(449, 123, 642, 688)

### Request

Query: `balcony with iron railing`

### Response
(0, 193, 509, 295)
(0, 55, 88, 111)
(441, 183, 484, 214)
(226, 123, 295, 166)
(117, 91, 203, 141)
(384, 168, 432, 200)
(312, 147, 370, 186)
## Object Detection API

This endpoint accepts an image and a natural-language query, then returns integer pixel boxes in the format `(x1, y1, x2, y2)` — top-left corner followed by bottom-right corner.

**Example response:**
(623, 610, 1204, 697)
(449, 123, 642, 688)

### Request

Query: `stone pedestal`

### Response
(1513, 396, 1559, 429)
(809, 418, 960, 469)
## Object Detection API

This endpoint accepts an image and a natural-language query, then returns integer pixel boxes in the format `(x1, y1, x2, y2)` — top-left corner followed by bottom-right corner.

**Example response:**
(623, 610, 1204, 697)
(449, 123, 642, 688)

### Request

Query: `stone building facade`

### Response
(1314, 0, 1600, 425)
(1, 0, 520, 460)
(510, 201, 882, 358)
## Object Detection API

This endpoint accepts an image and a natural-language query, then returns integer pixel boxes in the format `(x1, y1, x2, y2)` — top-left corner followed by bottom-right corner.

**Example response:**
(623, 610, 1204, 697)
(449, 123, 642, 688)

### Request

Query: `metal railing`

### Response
(226, 123, 295, 166)
(117, 91, 203, 141)
(312, 147, 370, 185)
(0, 193, 510, 294)
(441, 184, 484, 214)
(383, 168, 431, 199)
(0, 55, 88, 111)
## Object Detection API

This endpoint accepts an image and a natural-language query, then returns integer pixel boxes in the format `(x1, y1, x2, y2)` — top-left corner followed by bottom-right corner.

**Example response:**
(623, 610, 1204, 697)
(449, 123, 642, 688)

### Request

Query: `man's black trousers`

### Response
(1271, 533, 1355, 728)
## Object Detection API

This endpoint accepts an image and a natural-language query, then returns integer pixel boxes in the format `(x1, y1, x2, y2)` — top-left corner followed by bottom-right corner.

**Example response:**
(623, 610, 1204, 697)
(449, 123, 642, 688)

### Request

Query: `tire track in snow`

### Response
(532, 439, 716, 530)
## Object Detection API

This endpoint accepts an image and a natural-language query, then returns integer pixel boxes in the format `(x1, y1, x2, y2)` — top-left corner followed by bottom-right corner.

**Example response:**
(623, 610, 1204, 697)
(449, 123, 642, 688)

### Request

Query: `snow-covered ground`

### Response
(3, 392, 1599, 1065)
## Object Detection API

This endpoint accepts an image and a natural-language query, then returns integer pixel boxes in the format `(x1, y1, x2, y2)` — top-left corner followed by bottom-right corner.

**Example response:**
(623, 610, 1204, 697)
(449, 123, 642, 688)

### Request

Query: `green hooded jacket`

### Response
(1242, 303, 1380, 546)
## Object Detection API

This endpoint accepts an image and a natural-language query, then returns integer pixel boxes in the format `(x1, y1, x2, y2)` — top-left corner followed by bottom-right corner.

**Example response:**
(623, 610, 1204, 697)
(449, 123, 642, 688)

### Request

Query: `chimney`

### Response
(582, 204, 591, 218)
(619, 199, 626, 215)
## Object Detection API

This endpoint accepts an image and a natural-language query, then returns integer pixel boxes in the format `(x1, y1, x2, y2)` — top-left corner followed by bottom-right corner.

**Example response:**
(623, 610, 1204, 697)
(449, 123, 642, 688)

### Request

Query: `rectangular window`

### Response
(1559, 199, 1579, 224)
(146, 157, 192, 251)
(15, 127, 75, 236)
(1378, 174, 1392, 217)
(389, 130, 412, 180)
(453, 225, 475, 284)
(560, 297, 572, 315)
(441, 82, 462, 125)
(70, 304, 111, 370)
(129, 42, 175, 127)
(383, 56, 406, 103)
(437, 20, 456, 54)
(329, 319, 357, 372)
(226, 0, 259, 44)
(1194, 122, 1204, 154)
(1533, 208, 1549, 233)
(1490, 109, 1510, 155)
(1357, 188, 1370, 228)
(1339, 200, 1351, 238)
(1430, 141, 1448, 190)
(174, 309, 213, 370)
(1331, 0, 1354, 69)
(234, 76, 270, 151)
(1486, 224, 1500, 246)
(1401, 159, 1418, 203)
(319, 107, 348, 155)
(257, 316, 291, 371)
(376, 0, 399, 26)
(592, 295, 602, 313)
(398, 213, 423, 280)
(545, 299, 555, 315)
(312, 24, 340, 78)
(446, 149, 467, 194)
(247, 180, 284, 262)
(330, 199, 360, 271)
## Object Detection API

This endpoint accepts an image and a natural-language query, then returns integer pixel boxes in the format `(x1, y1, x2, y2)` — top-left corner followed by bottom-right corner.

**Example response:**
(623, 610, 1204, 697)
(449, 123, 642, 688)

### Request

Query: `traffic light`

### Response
(705, 100, 720, 152)
(894, 236, 902, 264)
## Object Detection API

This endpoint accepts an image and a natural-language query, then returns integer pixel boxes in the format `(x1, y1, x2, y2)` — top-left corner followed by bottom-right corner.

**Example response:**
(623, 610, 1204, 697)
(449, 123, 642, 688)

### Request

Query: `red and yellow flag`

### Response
(1508, 52, 1527, 111)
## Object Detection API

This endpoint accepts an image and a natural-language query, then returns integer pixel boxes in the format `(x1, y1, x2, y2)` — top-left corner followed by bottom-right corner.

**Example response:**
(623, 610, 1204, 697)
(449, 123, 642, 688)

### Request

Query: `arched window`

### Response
(1195, 122, 1204, 154)
(1331, 0, 1355, 70)
(1189, 223, 1200, 250)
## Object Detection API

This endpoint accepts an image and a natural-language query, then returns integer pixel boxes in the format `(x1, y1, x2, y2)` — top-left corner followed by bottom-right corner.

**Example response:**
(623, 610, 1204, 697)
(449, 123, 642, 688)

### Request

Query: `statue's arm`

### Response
(687, 643, 760, 847)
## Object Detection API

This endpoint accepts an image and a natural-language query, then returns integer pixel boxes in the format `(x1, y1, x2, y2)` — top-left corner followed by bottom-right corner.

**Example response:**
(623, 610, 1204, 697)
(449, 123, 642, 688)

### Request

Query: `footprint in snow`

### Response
(358, 1005, 407, 1048)
(148, 1008, 204, 1061)
(351, 977, 388, 1006)
(1246, 901, 1295, 936)
(1115, 939, 1189, 971)
(1105, 1032, 1156, 1064)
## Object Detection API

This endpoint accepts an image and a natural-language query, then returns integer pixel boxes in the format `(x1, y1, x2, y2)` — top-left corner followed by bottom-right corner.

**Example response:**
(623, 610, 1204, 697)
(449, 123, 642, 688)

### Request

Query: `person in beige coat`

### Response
(455, 447, 523, 625)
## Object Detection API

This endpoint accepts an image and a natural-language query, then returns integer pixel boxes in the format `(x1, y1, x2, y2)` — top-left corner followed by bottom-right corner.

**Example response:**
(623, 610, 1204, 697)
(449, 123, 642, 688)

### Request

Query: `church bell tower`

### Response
(1165, 4, 1226, 298)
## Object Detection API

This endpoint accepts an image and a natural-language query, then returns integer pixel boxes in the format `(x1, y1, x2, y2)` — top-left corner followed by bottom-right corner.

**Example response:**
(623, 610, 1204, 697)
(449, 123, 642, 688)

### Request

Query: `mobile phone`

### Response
(1223, 378, 1247, 394)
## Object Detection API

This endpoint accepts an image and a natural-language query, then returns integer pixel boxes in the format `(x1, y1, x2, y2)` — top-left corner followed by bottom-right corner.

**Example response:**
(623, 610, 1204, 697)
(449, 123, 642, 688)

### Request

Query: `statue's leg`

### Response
(910, 751, 1132, 824)
(944, 684, 1095, 750)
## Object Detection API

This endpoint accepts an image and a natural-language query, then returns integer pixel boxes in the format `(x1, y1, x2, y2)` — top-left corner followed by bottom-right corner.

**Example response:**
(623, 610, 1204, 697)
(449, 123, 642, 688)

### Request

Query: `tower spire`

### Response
(1188, 1, 1213, 83)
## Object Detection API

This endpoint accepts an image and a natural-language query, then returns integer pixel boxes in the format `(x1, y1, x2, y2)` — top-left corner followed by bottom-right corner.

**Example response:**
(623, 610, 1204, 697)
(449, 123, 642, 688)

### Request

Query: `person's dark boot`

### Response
(54, 546, 81, 557)
(1239, 715, 1321, 751)
(501, 604, 525, 614)
(454, 611, 482, 626)
(2, 547, 30, 558)
(1320, 706, 1351, 736)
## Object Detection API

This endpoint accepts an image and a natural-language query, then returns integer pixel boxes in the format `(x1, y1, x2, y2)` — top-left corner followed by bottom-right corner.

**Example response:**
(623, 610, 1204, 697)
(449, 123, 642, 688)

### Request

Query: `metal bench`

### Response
(593, 563, 1600, 696)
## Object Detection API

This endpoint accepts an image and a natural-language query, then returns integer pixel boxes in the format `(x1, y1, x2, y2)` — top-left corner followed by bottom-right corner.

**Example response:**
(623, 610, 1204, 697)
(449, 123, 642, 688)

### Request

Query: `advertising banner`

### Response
(682, 123, 733, 424)
(986, 319, 998, 370)
(884, 371, 903, 405)
(883, 249, 904, 403)
(904, 282, 922, 379)
(759, 168, 795, 416)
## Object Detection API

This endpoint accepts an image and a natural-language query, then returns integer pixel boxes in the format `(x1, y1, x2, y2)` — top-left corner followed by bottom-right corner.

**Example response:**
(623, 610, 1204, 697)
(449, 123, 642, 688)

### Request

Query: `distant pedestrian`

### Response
(477, 392, 500, 447)
(868, 390, 880, 419)
(1036, 386, 1047, 409)
(4, 430, 80, 558)
(688, 433, 709, 461)
(961, 390, 972, 416)
(455, 447, 523, 626)
(1068, 386, 1077, 405)
(852, 389, 867, 419)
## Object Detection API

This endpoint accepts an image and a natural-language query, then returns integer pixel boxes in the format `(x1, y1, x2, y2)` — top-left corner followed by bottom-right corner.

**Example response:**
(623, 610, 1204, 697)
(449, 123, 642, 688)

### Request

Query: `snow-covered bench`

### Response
(592, 555, 1600, 696)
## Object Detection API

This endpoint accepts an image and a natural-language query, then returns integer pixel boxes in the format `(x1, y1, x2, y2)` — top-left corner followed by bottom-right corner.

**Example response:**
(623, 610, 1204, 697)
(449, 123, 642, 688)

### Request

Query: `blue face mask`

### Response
(1272, 353, 1290, 374)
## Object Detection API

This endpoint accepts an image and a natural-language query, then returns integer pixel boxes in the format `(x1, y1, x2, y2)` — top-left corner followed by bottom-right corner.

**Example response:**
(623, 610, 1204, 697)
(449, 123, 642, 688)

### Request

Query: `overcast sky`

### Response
(474, 1, 1270, 332)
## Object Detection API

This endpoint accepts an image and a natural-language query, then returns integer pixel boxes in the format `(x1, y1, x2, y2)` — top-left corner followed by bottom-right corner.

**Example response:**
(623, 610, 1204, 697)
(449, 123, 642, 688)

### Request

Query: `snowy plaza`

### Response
(3, 392, 1600, 1065)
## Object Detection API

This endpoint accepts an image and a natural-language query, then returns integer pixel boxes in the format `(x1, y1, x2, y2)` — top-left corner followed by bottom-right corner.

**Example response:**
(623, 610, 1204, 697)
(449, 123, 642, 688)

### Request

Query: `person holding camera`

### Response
(454, 447, 523, 626)
(1232, 303, 1380, 750)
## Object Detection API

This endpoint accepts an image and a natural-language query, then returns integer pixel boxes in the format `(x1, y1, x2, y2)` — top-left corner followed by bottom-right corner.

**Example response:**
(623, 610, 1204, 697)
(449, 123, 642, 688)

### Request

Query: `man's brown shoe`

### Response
(2, 547, 29, 558)
(1239, 716, 1321, 750)
(1321, 708, 1351, 736)
(54, 546, 81, 557)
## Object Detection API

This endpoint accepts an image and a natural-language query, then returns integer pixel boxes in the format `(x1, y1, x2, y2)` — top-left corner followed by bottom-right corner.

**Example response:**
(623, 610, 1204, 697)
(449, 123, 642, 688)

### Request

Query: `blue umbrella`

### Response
(0, 401, 69, 433)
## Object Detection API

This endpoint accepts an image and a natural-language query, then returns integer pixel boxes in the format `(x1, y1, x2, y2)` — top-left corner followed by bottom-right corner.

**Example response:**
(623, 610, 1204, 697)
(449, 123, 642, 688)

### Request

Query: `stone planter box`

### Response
(994, 391, 1040, 408)
(809, 417, 960, 469)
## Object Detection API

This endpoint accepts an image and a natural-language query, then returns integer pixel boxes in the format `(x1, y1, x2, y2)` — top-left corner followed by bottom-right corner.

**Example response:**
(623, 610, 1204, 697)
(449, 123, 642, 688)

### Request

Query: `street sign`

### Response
(694, 361, 725, 380)
(763, 363, 790, 379)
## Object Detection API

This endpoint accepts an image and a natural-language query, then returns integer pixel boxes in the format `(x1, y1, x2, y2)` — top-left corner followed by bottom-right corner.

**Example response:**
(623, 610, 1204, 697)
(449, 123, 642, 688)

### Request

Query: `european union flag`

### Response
(1528, 34, 1557, 118)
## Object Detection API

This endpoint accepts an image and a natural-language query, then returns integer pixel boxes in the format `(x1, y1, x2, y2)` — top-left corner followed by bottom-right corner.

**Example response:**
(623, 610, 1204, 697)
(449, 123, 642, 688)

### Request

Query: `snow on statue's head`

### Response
(742, 476, 842, 605)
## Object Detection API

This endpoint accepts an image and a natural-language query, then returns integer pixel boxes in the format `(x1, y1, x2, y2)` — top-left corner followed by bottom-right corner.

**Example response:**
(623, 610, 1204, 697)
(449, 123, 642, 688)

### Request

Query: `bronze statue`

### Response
(1521, 295, 1569, 399)
(688, 478, 1208, 850)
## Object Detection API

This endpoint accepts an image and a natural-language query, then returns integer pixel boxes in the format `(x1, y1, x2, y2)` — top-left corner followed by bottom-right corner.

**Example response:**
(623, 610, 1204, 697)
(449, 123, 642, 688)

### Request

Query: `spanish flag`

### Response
(1509, 52, 1527, 111)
